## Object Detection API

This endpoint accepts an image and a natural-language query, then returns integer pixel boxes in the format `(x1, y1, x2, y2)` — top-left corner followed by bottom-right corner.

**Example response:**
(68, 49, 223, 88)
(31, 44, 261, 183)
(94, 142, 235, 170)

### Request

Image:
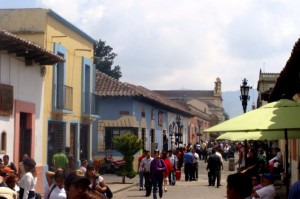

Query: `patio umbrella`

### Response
(216, 130, 300, 141)
(204, 99, 300, 197)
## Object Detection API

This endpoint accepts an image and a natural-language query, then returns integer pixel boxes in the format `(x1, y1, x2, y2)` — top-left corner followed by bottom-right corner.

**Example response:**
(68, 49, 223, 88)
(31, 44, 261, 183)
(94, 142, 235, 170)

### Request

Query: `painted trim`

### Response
(48, 10, 96, 44)
(13, 100, 35, 165)
(53, 43, 67, 111)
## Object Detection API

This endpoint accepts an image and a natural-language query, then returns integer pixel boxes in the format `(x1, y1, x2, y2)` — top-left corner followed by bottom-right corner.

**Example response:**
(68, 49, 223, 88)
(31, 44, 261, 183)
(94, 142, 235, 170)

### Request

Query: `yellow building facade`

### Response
(0, 8, 97, 192)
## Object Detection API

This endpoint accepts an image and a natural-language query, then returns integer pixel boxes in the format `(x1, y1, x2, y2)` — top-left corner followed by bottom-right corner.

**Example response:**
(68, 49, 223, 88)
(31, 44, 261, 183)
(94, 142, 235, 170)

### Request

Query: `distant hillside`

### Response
(222, 90, 258, 119)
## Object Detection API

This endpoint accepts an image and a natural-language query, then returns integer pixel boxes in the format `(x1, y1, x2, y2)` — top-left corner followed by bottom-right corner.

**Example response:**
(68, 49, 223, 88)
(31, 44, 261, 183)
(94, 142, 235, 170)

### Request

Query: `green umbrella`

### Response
(216, 130, 300, 141)
(205, 99, 300, 133)
(204, 99, 300, 196)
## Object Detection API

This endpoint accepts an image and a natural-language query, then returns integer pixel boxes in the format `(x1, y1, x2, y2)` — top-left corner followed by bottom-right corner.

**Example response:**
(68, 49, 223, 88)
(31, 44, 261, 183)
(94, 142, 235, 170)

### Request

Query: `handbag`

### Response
(105, 185, 113, 199)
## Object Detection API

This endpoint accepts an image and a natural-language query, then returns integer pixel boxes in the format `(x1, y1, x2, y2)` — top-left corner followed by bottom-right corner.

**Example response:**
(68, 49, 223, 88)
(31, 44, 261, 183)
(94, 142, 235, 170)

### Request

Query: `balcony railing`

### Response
(82, 92, 96, 115)
(53, 84, 73, 111)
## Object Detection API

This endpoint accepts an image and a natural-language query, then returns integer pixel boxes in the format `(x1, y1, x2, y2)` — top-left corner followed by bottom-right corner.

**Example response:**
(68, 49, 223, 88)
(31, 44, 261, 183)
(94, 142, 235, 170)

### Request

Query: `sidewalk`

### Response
(103, 174, 138, 194)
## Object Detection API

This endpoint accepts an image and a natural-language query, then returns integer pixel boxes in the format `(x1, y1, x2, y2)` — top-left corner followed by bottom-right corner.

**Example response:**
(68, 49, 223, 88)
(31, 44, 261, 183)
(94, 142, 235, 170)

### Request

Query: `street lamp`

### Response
(240, 78, 252, 113)
(175, 115, 183, 147)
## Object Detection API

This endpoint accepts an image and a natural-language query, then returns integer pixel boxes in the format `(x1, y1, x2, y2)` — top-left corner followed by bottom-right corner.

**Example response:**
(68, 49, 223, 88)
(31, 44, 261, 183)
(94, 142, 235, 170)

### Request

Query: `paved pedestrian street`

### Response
(112, 159, 235, 199)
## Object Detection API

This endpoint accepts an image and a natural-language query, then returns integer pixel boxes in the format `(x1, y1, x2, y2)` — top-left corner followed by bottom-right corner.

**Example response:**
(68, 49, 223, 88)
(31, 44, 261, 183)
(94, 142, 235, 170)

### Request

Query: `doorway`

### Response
(80, 124, 89, 160)
(19, 112, 32, 162)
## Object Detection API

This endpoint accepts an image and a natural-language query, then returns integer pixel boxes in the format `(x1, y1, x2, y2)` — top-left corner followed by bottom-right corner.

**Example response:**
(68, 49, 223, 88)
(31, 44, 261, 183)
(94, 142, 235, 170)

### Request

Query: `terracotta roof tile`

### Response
(95, 71, 193, 116)
(0, 30, 64, 65)
(269, 37, 300, 102)
(154, 90, 215, 98)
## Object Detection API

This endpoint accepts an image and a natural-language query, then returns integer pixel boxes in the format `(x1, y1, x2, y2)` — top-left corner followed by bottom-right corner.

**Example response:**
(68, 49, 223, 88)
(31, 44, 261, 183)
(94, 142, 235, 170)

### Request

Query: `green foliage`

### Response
(94, 39, 122, 80)
(113, 133, 142, 179)
(224, 112, 230, 120)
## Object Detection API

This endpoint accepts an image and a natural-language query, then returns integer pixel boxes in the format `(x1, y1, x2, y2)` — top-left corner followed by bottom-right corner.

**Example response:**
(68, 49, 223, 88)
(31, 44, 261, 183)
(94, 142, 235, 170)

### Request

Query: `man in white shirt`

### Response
(216, 148, 224, 187)
(252, 173, 276, 199)
(140, 150, 154, 197)
(192, 149, 199, 181)
(167, 150, 178, 185)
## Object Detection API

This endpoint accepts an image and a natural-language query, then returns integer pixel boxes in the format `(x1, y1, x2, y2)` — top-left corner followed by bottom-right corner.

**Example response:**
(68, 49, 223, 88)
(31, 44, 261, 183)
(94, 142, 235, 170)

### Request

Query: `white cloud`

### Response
(4, 0, 300, 91)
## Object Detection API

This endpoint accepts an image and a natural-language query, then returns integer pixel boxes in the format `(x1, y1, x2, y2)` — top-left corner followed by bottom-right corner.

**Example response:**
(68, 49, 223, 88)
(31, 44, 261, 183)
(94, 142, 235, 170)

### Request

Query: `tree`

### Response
(113, 133, 142, 183)
(94, 39, 122, 80)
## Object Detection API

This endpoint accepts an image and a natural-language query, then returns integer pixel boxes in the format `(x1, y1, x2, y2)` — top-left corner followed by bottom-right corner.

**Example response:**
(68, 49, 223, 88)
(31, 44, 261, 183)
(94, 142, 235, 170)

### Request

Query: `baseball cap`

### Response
(2, 167, 14, 173)
(64, 172, 90, 189)
(263, 173, 275, 181)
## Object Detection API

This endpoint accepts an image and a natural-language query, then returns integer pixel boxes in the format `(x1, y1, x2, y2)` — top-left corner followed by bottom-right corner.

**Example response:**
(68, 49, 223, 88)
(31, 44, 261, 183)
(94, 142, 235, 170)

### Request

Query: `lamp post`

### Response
(175, 115, 182, 148)
(240, 78, 251, 113)
(169, 122, 174, 150)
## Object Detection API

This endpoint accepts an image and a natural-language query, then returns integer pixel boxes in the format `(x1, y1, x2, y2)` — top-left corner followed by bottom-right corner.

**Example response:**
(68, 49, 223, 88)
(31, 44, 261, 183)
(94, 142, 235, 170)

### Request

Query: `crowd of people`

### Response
(0, 147, 113, 199)
(0, 139, 299, 199)
(136, 139, 294, 199)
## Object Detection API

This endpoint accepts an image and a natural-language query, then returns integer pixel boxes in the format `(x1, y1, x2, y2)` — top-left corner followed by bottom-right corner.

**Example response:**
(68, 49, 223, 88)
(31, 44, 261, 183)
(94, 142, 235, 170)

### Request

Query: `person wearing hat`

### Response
(18, 158, 37, 199)
(252, 173, 276, 199)
(64, 172, 90, 199)
(3, 155, 17, 174)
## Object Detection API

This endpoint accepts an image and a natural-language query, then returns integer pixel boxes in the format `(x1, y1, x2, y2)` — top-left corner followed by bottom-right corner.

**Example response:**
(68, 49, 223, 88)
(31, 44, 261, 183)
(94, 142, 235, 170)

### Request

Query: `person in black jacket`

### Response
(206, 148, 222, 187)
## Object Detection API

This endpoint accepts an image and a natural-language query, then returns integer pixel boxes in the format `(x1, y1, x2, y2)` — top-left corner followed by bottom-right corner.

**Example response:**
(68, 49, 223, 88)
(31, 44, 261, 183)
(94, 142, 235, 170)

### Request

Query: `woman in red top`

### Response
(161, 151, 174, 192)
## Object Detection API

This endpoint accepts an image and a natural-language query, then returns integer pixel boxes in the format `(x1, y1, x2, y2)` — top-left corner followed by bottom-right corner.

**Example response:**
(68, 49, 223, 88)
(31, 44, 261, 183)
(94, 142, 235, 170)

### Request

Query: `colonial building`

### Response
(0, 30, 63, 192)
(94, 71, 193, 159)
(256, 69, 279, 108)
(0, 8, 97, 191)
(154, 77, 225, 140)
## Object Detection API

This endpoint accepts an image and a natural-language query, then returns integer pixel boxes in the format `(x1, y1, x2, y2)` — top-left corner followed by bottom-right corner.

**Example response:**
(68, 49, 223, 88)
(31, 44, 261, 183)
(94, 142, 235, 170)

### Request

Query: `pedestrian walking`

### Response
(206, 148, 222, 187)
(192, 149, 199, 181)
(167, 150, 177, 185)
(150, 150, 166, 199)
(161, 151, 173, 192)
(140, 150, 153, 197)
(183, 149, 194, 181)
(138, 150, 146, 191)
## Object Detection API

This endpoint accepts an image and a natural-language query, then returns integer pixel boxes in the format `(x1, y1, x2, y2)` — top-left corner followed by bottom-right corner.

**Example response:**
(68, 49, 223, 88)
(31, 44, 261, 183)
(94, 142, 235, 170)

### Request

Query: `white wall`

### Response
(0, 52, 44, 164)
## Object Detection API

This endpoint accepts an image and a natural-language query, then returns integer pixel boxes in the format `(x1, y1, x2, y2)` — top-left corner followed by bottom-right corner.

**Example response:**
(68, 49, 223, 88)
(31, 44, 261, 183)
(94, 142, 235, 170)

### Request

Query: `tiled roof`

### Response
(95, 71, 193, 116)
(153, 90, 215, 98)
(0, 30, 64, 65)
(269, 37, 300, 102)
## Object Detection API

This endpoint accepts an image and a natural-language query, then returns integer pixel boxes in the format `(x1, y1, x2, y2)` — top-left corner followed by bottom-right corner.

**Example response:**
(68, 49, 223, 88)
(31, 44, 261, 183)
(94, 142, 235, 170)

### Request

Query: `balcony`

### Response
(53, 84, 73, 112)
(82, 92, 96, 115)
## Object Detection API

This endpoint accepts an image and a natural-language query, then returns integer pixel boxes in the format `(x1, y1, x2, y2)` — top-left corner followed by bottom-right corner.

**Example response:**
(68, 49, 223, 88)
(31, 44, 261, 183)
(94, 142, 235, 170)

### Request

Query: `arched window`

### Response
(1, 132, 7, 151)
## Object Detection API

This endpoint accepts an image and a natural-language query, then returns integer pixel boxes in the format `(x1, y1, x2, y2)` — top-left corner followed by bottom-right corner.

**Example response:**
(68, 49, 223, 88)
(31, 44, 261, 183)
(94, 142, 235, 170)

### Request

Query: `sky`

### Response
(1, 0, 300, 92)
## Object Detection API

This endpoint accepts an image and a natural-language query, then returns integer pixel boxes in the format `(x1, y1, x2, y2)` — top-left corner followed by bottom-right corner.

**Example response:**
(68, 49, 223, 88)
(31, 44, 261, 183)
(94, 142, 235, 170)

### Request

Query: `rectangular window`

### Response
(82, 57, 96, 115)
(0, 83, 13, 116)
(105, 128, 138, 150)
(53, 43, 73, 111)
